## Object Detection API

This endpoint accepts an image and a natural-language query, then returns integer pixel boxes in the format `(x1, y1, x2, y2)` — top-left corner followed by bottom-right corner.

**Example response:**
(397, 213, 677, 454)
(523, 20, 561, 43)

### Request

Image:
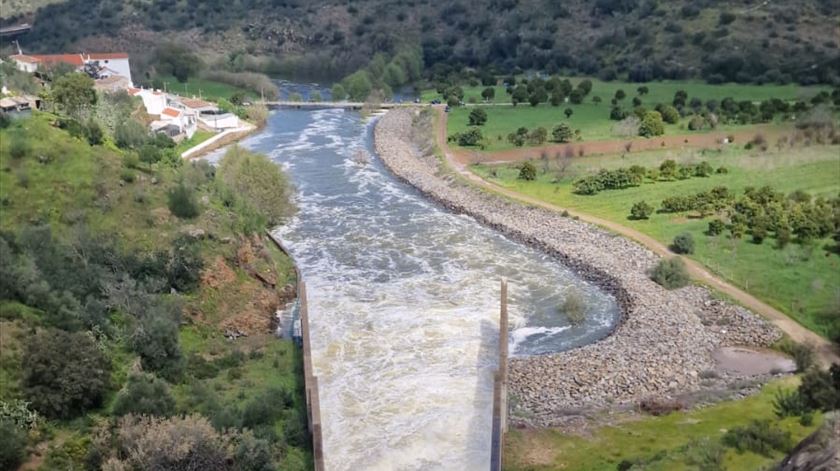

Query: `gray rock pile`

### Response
(374, 109, 780, 427)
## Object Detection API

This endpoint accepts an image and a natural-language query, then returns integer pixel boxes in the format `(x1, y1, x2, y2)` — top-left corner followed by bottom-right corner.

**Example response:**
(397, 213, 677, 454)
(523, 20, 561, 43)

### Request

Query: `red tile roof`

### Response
(161, 107, 181, 118)
(24, 53, 130, 67)
(180, 98, 215, 109)
(9, 54, 39, 64)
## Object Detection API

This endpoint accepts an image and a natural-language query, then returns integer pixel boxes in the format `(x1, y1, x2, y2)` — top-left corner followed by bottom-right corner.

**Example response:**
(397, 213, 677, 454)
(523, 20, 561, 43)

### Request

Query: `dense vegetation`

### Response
(0, 75, 310, 468)
(5, 0, 839, 86)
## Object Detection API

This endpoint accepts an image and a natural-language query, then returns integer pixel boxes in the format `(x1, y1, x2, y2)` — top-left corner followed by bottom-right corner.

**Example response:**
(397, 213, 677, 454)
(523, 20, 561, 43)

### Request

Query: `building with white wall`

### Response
(9, 52, 133, 84)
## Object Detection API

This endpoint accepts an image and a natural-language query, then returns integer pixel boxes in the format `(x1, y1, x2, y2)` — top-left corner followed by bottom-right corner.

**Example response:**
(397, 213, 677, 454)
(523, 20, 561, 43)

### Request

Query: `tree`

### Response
(155, 43, 202, 83)
(511, 85, 529, 106)
(564, 108, 574, 118)
(130, 306, 183, 380)
(52, 73, 97, 119)
(639, 111, 665, 137)
(552, 123, 573, 143)
(330, 83, 347, 101)
(673, 90, 688, 108)
(671, 233, 695, 254)
(22, 329, 111, 419)
(168, 183, 200, 219)
(650, 257, 690, 289)
(113, 372, 176, 417)
(528, 127, 547, 145)
(550, 90, 564, 106)
(637, 86, 649, 95)
(139, 145, 162, 169)
(518, 162, 537, 181)
(660, 159, 678, 180)
(577, 79, 593, 96)
(630, 201, 654, 220)
(528, 87, 547, 106)
(85, 119, 103, 145)
(569, 89, 584, 104)
(708, 219, 726, 235)
(115, 120, 149, 149)
(507, 127, 529, 147)
(342, 70, 373, 101)
(0, 420, 26, 471)
(614, 89, 626, 101)
(658, 105, 680, 124)
(481, 87, 495, 102)
(454, 128, 484, 146)
(468, 108, 488, 126)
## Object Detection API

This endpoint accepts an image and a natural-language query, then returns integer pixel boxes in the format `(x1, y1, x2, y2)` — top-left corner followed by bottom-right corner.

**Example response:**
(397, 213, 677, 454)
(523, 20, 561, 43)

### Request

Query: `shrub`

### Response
(672, 232, 695, 254)
(0, 420, 26, 471)
(658, 105, 680, 124)
(453, 128, 483, 146)
(630, 201, 654, 220)
(798, 365, 840, 411)
(114, 120, 149, 149)
(688, 115, 706, 131)
(8, 132, 30, 159)
(84, 119, 103, 145)
(217, 146, 295, 226)
(22, 329, 111, 419)
(468, 108, 487, 126)
(707, 219, 726, 235)
(552, 123, 573, 143)
(518, 162, 537, 181)
(107, 415, 232, 470)
(772, 389, 809, 418)
(639, 111, 665, 137)
(684, 438, 725, 471)
(113, 373, 176, 417)
(721, 420, 792, 456)
(527, 127, 547, 145)
(638, 397, 685, 416)
(130, 304, 184, 380)
(232, 430, 275, 471)
(168, 183, 200, 219)
(560, 289, 587, 325)
(780, 342, 815, 372)
(651, 257, 690, 289)
(120, 169, 136, 183)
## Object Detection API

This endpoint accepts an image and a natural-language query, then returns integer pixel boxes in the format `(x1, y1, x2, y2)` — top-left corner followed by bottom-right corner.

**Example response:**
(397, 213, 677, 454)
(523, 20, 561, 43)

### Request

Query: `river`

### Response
(206, 107, 620, 470)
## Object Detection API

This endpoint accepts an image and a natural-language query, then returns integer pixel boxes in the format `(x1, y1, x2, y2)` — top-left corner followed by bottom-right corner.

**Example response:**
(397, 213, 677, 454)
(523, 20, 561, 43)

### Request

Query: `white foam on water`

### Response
(256, 107, 620, 470)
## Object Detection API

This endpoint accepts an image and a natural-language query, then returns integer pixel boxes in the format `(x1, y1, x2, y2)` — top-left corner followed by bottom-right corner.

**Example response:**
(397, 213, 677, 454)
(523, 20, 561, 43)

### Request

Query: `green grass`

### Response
(175, 129, 215, 154)
(504, 377, 821, 471)
(425, 78, 830, 151)
(473, 144, 840, 335)
(157, 75, 255, 102)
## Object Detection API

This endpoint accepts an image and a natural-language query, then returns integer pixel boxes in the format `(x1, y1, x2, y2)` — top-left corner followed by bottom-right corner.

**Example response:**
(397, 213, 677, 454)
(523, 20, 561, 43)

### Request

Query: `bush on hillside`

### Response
(115, 120, 149, 149)
(216, 146, 295, 226)
(168, 183, 201, 219)
(518, 162, 537, 181)
(130, 303, 184, 381)
(650, 257, 690, 289)
(772, 389, 809, 418)
(721, 420, 792, 457)
(671, 232, 695, 254)
(707, 219, 726, 235)
(798, 364, 840, 411)
(0, 420, 26, 471)
(780, 342, 816, 372)
(113, 373, 176, 417)
(629, 201, 654, 220)
(22, 329, 111, 419)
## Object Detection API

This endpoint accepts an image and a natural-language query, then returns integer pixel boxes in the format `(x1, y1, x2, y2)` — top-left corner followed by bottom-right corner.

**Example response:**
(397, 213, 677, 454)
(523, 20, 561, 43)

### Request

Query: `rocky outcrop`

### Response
(775, 413, 840, 471)
(374, 108, 781, 426)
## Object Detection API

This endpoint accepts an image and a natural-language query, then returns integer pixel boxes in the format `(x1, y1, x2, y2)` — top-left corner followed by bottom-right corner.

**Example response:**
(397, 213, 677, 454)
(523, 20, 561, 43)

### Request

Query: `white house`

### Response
(9, 52, 132, 85)
(179, 97, 240, 131)
(129, 88, 168, 116)
(159, 106, 197, 139)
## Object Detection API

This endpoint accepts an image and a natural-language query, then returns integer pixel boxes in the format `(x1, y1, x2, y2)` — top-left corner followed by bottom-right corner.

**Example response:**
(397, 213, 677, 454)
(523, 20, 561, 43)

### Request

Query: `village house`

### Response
(178, 97, 240, 131)
(10, 52, 133, 85)
(153, 106, 197, 140)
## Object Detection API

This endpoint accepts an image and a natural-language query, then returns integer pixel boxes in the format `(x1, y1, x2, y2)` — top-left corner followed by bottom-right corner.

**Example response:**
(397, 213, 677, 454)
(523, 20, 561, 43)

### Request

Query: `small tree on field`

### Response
(564, 108, 574, 118)
(707, 219, 726, 235)
(651, 257, 690, 289)
(511, 85, 529, 106)
(630, 201, 654, 220)
(658, 105, 680, 124)
(637, 86, 649, 96)
(569, 89, 584, 104)
(552, 123, 573, 143)
(481, 87, 495, 102)
(518, 162, 537, 181)
(614, 89, 626, 101)
(672, 233, 695, 254)
(468, 108, 488, 126)
(639, 111, 666, 137)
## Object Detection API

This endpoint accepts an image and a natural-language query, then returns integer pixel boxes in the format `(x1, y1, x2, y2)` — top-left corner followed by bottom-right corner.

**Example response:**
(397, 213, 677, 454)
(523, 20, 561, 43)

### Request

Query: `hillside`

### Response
(3, 0, 839, 84)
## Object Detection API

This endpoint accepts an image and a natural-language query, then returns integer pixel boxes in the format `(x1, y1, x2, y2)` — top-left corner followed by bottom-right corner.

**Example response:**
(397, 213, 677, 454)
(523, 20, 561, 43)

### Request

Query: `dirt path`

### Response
(432, 107, 839, 367)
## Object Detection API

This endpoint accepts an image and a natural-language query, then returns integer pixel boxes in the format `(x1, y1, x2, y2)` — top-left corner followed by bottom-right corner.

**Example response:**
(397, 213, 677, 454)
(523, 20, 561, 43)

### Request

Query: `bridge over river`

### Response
(260, 100, 413, 110)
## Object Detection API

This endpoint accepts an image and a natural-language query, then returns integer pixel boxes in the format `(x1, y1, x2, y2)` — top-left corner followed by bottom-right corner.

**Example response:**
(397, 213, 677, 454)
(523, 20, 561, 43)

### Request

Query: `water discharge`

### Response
(207, 109, 620, 470)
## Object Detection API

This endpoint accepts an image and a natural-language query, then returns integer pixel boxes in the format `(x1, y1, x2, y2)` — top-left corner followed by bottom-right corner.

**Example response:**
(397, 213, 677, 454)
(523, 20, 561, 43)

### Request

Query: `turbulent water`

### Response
(207, 108, 620, 470)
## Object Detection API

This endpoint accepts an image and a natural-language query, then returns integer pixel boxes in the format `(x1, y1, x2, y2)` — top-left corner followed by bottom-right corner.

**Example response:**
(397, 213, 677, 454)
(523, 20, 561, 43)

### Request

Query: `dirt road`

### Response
(433, 107, 838, 366)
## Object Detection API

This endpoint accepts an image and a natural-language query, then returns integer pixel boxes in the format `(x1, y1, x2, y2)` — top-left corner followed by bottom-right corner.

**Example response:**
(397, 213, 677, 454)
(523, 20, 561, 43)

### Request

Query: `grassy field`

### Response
(425, 78, 830, 151)
(472, 144, 840, 336)
(504, 377, 821, 471)
(157, 75, 256, 102)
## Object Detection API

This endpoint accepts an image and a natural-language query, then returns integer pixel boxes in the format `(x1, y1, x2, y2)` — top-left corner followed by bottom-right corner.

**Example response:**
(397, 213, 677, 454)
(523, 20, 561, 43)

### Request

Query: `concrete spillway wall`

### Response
(266, 232, 325, 470)
(490, 281, 509, 471)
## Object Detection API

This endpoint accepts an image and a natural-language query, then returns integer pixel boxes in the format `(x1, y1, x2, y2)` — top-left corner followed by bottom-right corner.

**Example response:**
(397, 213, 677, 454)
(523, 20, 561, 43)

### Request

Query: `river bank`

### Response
(374, 108, 782, 427)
